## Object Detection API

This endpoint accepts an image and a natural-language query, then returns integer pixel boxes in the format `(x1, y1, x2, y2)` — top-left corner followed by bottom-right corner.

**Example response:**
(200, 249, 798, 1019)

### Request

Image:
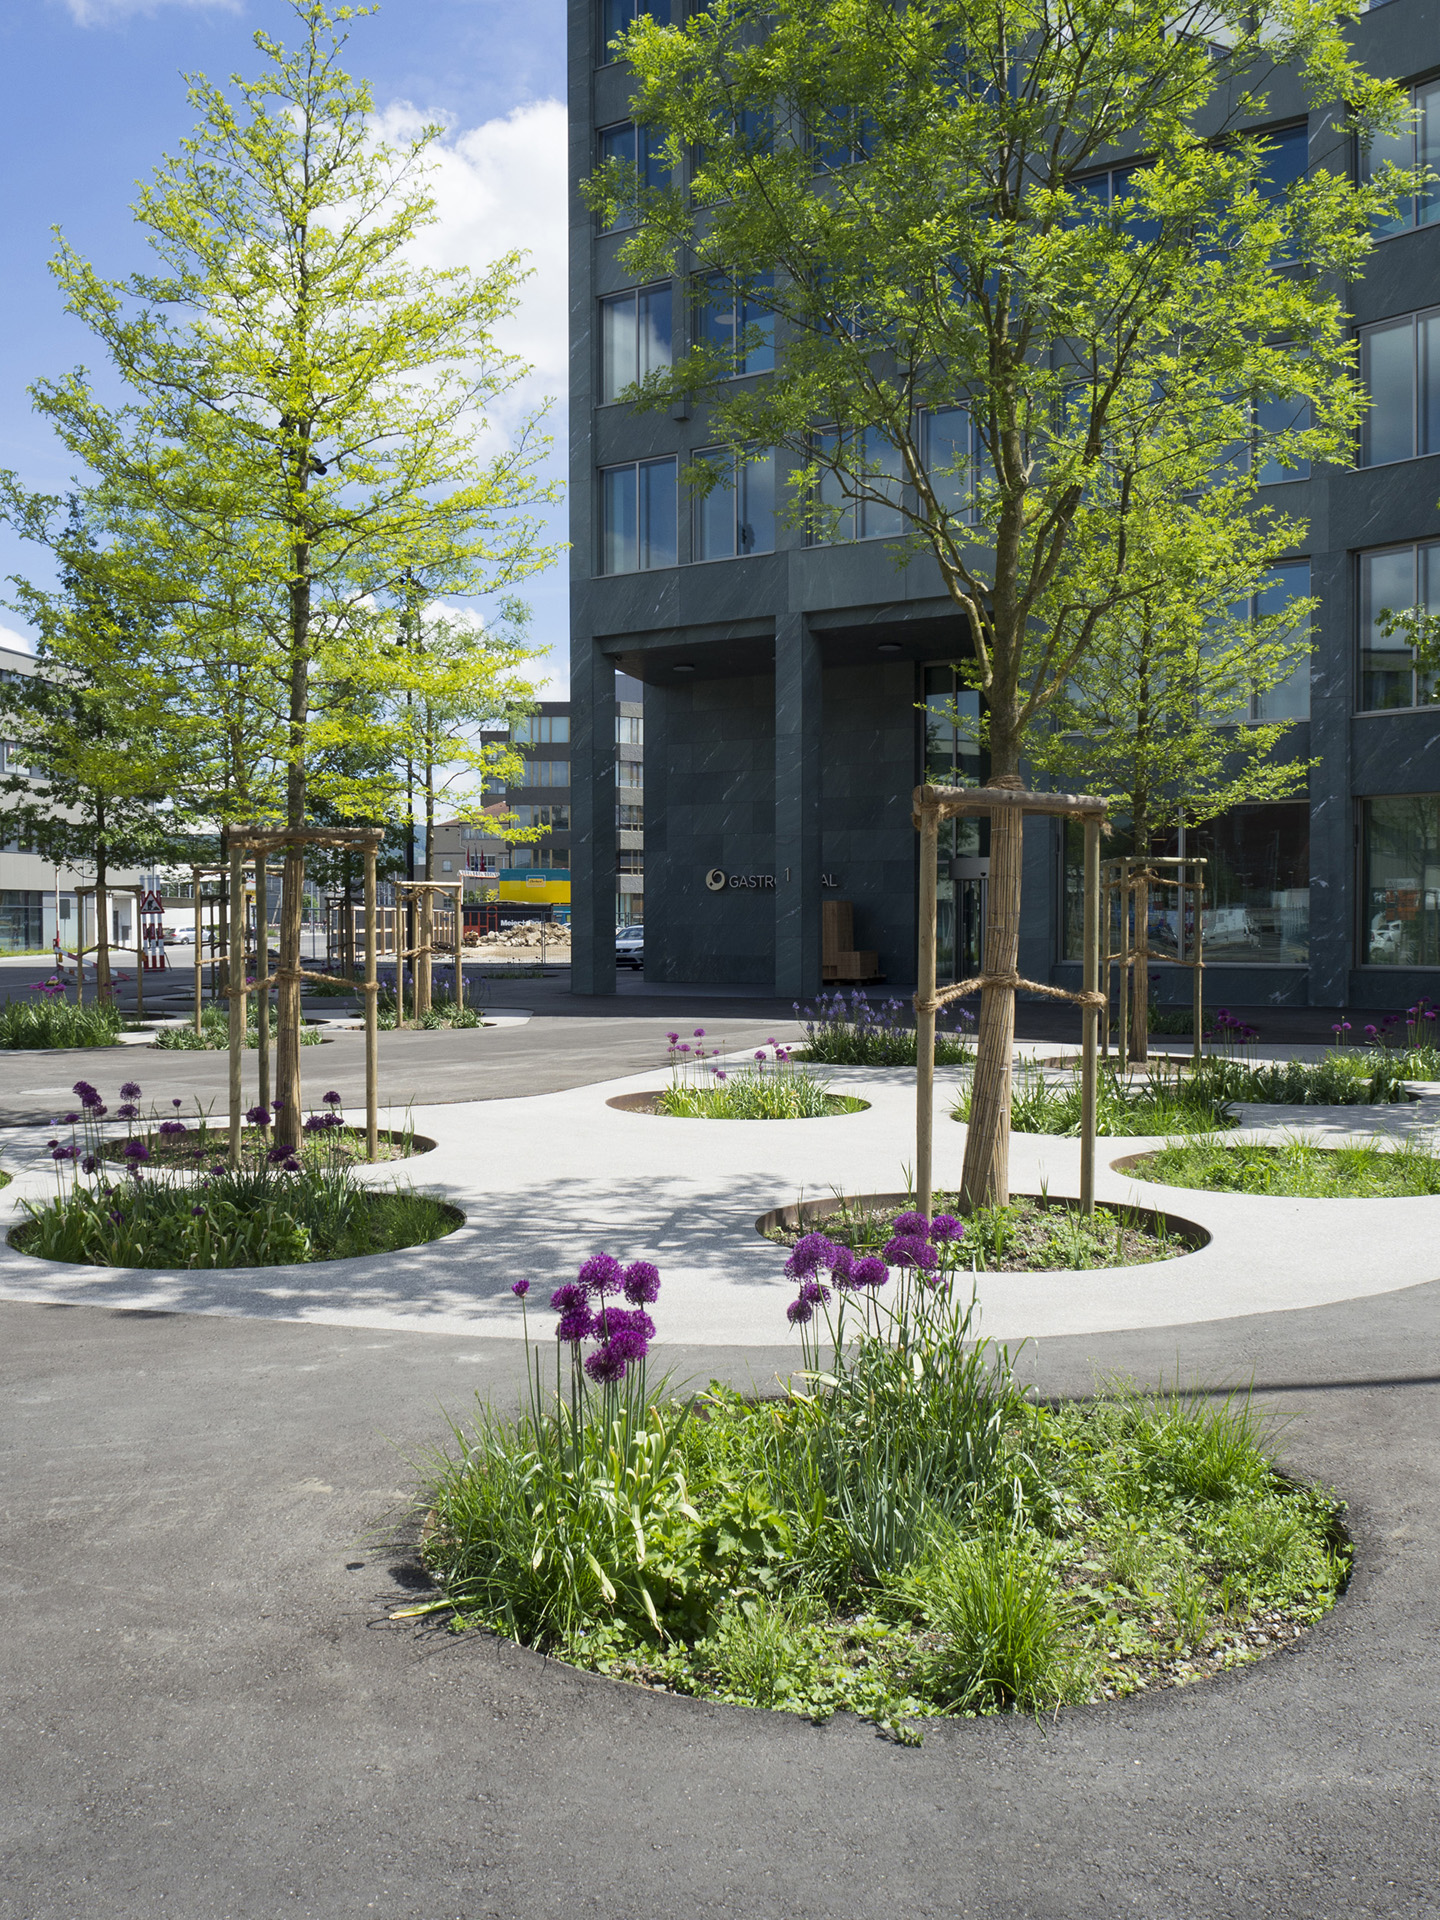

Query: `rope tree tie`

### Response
(912, 783, 1109, 1222)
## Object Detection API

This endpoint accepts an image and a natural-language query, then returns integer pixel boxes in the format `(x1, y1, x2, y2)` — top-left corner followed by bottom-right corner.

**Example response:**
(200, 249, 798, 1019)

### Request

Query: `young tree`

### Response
(0, 508, 194, 1002)
(25, 0, 560, 1146)
(1026, 519, 1316, 1057)
(593, 0, 1403, 1204)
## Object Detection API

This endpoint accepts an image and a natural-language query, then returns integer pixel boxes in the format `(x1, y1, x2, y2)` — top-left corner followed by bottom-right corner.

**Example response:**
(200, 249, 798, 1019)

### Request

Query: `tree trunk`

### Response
(958, 775, 1025, 1211)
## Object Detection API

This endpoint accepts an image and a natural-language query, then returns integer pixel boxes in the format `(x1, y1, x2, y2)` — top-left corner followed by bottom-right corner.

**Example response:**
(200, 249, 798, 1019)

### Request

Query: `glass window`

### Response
(616, 760, 644, 787)
(599, 458, 677, 573)
(617, 802, 644, 827)
(1363, 795, 1440, 965)
(811, 426, 905, 542)
(694, 273, 775, 376)
(1252, 562, 1312, 721)
(513, 714, 570, 745)
(1359, 540, 1440, 710)
(600, 283, 672, 403)
(1258, 123, 1309, 204)
(517, 760, 571, 789)
(691, 447, 775, 560)
(616, 713, 644, 743)
(1255, 388, 1312, 484)
(1360, 308, 1440, 465)
(600, 0, 672, 61)
(811, 108, 874, 172)
(922, 407, 992, 522)
(1361, 79, 1440, 237)
(596, 121, 671, 231)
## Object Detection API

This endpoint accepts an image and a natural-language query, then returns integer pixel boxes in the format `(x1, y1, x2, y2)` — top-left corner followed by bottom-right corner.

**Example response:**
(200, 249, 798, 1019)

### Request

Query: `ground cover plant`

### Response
(764, 1195, 1192, 1273)
(413, 1247, 1347, 1731)
(376, 991, 484, 1031)
(1191, 1053, 1413, 1106)
(796, 990, 974, 1068)
(953, 1063, 1234, 1138)
(12, 1078, 458, 1268)
(153, 1006, 324, 1050)
(0, 987, 123, 1049)
(653, 1031, 859, 1119)
(1127, 1133, 1440, 1198)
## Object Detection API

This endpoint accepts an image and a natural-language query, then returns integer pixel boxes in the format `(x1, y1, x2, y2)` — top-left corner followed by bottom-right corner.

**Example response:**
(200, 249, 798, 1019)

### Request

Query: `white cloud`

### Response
(373, 99, 569, 393)
(0, 623, 36, 657)
(58, 0, 239, 23)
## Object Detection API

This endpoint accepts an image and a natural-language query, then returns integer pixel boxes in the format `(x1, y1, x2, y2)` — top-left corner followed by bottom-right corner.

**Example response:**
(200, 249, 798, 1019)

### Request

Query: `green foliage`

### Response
(418, 1302, 1347, 1723)
(656, 1065, 857, 1119)
(795, 990, 974, 1067)
(152, 1007, 323, 1049)
(953, 1063, 1232, 1136)
(1191, 1053, 1412, 1106)
(0, 999, 123, 1050)
(1131, 1133, 1440, 1197)
(15, 1162, 456, 1268)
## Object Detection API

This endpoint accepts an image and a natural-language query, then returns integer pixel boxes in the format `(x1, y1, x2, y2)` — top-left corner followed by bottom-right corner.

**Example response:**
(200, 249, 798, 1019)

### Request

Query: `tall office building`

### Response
(569, 1, 1440, 1005)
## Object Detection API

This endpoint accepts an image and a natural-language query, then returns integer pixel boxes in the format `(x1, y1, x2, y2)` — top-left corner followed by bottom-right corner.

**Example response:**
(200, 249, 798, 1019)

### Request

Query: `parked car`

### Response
(615, 925, 644, 970)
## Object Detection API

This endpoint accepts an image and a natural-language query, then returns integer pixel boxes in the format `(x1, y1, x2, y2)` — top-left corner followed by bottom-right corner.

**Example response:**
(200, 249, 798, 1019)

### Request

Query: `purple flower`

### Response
(90, 1104, 107, 1119)
(785, 1231, 838, 1279)
(623, 1260, 661, 1305)
(830, 1245, 857, 1287)
(892, 1210, 930, 1237)
(122, 1140, 150, 1163)
(551, 1281, 589, 1314)
(786, 1297, 814, 1326)
(556, 1305, 596, 1344)
(72, 1081, 101, 1109)
(666, 1031, 679, 1045)
(693, 1028, 705, 1039)
(755, 1050, 766, 1062)
(283, 1155, 302, 1173)
(247, 1105, 272, 1128)
(930, 1214, 963, 1243)
(323, 1091, 342, 1107)
(159, 1120, 187, 1137)
(62, 1112, 80, 1125)
(50, 1145, 77, 1162)
(511, 1279, 530, 1298)
(577, 1252, 624, 1297)
(884, 1234, 938, 1272)
(80, 1153, 99, 1174)
(584, 1345, 629, 1385)
(603, 1305, 656, 1343)
(714, 1069, 727, 1081)
(266, 1145, 291, 1164)
(798, 1278, 831, 1308)
(677, 1043, 690, 1054)
(191, 1206, 205, 1217)
(172, 1098, 183, 1109)
(120, 1081, 142, 1101)
(272, 1096, 285, 1109)
(116, 1104, 139, 1123)
(853, 1256, 890, 1289)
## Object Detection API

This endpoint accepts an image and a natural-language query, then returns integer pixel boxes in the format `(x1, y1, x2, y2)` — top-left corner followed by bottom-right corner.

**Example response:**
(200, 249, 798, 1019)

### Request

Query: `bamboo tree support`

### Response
(71, 883, 147, 1023)
(392, 880, 465, 1026)
(364, 840, 379, 1161)
(192, 879, 203, 1033)
(1100, 856, 1208, 1072)
(913, 785, 1109, 1222)
(253, 856, 272, 1114)
(1081, 815, 1101, 1215)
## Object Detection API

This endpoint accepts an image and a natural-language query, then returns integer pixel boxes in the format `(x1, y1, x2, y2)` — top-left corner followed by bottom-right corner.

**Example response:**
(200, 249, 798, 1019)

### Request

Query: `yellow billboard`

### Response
(498, 872, 571, 907)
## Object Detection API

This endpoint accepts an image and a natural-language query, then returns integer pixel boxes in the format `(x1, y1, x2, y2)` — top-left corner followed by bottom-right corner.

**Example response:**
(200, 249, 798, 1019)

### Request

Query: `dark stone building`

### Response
(569, 0, 1440, 1009)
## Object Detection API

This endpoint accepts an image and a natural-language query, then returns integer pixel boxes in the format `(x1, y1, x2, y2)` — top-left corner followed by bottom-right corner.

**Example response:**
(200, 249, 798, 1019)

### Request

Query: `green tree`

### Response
(592, 0, 1404, 1204)
(0, 508, 194, 1002)
(1026, 525, 1316, 1057)
(25, 0, 560, 1145)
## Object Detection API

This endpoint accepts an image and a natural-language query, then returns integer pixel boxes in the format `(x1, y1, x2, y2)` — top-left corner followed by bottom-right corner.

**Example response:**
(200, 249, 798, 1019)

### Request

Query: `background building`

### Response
(568, 0, 1440, 1008)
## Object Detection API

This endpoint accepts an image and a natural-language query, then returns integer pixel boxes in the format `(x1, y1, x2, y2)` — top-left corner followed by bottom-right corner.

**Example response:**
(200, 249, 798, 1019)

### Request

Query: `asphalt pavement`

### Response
(2, 1278, 1438, 1919)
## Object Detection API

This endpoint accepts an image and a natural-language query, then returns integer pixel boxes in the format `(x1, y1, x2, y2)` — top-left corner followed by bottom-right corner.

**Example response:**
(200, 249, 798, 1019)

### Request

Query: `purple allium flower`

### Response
(80, 1154, 99, 1174)
(798, 1278, 831, 1308)
(892, 1210, 930, 1237)
(120, 1081, 141, 1101)
(91, 1104, 107, 1119)
(755, 1050, 766, 1062)
(46, 1138, 57, 1149)
(930, 1214, 963, 1242)
(323, 1091, 342, 1107)
(266, 1145, 290, 1164)
(159, 1120, 187, 1137)
(172, 1098, 183, 1109)
(829, 1245, 856, 1287)
(283, 1156, 302, 1173)
(677, 1043, 690, 1055)
(247, 1105, 272, 1128)
(666, 1031, 679, 1045)
(584, 1345, 628, 1385)
(556, 1305, 596, 1344)
(577, 1252, 624, 1297)
(883, 1234, 938, 1272)
(116, 1103, 139, 1122)
(122, 1140, 150, 1162)
(272, 1096, 285, 1109)
(785, 1231, 838, 1279)
(191, 1206, 205, 1217)
(714, 1069, 727, 1081)
(72, 1080, 101, 1109)
(623, 1260, 661, 1306)
(551, 1281, 589, 1314)
(603, 1305, 655, 1344)
(109, 1211, 124, 1223)
(693, 1028, 705, 1039)
(511, 1279, 530, 1298)
(786, 1297, 813, 1326)
(62, 1112, 80, 1125)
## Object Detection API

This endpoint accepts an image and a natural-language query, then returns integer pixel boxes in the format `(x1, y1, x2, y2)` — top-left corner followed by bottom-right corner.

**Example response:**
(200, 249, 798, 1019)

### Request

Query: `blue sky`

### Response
(0, 0, 570, 690)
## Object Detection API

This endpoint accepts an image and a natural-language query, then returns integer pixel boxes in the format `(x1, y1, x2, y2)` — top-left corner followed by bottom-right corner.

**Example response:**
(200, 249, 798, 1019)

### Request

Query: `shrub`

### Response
(795, 988, 973, 1067)
(954, 1063, 1232, 1136)
(0, 996, 122, 1049)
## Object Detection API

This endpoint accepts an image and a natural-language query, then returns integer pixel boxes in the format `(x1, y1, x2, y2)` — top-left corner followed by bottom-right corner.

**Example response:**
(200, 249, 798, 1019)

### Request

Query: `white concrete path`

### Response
(0, 1052, 1437, 1348)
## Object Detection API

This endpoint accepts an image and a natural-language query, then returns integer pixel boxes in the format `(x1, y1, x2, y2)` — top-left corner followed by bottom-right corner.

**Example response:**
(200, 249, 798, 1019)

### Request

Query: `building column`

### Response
(570, 637, 615, 996)
(774, 613, 823, 998)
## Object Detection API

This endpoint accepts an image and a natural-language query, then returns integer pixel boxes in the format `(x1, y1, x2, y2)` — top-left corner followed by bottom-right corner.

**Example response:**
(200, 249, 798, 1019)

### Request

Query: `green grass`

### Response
(0, 1000, 123, 1049)
(1191, 1053, 1413, 1106)
(414, 1283, 1347, 1730)
(796, 989, 974, 1067)
(656, 1062, 860, 1119)
(13, 1164, 459, 1268)
(152, 1007, 324, 1048)
(953, 1063, 1233, 1137)
(1127, 1132, 1440, 1197)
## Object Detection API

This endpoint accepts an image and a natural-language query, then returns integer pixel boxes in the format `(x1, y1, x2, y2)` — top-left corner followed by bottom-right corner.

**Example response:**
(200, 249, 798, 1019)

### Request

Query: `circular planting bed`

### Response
(412, 1253, 1347, 1732)
(607, 1090, 869, 1119)
(757, 1189, 1207, 1271)
(105, 1123, 436, 1171)
(1117, 1136, 1440, 1198)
